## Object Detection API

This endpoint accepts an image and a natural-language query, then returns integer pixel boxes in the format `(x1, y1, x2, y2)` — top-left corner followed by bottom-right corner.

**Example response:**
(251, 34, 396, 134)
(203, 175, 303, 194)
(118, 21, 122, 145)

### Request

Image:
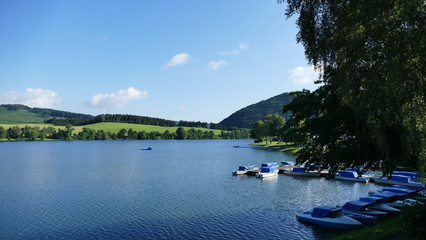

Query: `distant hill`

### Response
(0, 104, 93, 124)
(0, 104, 217, 129)
(219, 92, 294, 129)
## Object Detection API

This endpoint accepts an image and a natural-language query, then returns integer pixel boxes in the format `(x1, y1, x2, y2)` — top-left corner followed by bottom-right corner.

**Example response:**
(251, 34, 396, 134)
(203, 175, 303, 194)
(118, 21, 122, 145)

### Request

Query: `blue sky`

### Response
(0, 0, 319, 123)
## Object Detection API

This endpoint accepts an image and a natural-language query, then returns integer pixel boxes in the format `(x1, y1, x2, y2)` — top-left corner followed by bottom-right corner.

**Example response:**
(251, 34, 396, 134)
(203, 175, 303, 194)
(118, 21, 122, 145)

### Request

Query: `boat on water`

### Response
(278, 161, 294, 172)
(342, 200, 388, 218)
(283, 167, 321, 177)
(343, 211, 378, 225)
(297, 206, 363, 229)
(335, 170, 369, 183)
(368, 191, 406, 208)
(261, 162, 279, 168)
(391, 184, 424, 193)
(232, 165, 258, 175)
(372, 187, 423, 207)
(141, 147, 152, 150)
(392, 171, 420, 180)
(256, 166, 279, 178)
(372, 173, 425, 188)
(382, 187, 419, 195)
(358, 196, 400, 214)
(232, 145, 261, 149)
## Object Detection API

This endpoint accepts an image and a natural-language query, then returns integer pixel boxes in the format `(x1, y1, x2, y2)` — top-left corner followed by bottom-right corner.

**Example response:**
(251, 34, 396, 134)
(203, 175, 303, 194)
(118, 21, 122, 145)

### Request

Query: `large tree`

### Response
(280, 0, 426, 174)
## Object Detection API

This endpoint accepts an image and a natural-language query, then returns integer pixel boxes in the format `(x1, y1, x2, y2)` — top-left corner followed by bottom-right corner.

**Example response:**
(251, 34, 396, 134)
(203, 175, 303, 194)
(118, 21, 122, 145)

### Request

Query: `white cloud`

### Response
(288, 65, 319, 84)
(218, 50, 239, 55)
(218, 42, 249, 55)
(208, 60, 227, 70)
(89, 87, 148, 109)
(164, 53, 191, 68)
(0, 88, 61, 108)
(239, 42, 249, 49)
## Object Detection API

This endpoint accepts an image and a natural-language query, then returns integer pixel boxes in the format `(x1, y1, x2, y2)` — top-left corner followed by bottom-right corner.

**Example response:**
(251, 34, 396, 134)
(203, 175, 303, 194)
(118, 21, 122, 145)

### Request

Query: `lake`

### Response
(0, 140, 382, 239)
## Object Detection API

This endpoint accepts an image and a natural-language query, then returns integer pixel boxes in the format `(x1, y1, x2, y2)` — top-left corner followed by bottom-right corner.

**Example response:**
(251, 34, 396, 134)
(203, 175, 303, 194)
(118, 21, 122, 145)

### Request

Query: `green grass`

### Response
(82, 122, 223, 134)
(0, 108, 46, 124)
(282, 146, 303, 154)
(327, 216, 406, 240)
(0, 123, 69, 130)
(0, 122, 223, 135)
(252, 141, 303, 154)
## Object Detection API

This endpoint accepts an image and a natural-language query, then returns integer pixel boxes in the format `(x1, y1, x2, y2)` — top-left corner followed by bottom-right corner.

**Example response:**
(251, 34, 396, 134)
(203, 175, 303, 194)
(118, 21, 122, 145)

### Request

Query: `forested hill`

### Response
(0, 104, 219, 129)
(0, 104, 93, 123)
(219, 92, 294, 129)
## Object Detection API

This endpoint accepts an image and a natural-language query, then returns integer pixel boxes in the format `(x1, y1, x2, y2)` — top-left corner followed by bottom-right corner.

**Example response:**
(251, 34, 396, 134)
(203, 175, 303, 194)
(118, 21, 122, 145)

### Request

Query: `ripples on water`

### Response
(0, 140, 382, 240)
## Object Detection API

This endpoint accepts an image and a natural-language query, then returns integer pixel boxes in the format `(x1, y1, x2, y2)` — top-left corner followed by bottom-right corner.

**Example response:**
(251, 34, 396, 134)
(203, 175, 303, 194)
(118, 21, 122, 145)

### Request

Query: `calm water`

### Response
(0, 140, 382, 240)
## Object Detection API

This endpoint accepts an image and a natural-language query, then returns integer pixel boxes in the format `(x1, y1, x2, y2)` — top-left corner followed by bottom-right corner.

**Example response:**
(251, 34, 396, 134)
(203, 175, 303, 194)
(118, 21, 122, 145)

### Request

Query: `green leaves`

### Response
(281, 0, 425, 174)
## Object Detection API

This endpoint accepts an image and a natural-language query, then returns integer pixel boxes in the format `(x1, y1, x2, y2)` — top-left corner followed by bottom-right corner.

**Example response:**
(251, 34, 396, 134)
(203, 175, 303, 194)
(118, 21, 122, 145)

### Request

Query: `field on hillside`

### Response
(83, 122, 223, 134)
(0, 122, 223, 135)
(0, 123, 84, 132)
(0, 108, 46, 124)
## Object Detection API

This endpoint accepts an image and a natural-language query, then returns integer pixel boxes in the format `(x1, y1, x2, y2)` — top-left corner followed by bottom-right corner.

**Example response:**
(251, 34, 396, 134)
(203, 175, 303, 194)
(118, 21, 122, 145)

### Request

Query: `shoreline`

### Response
(251, 141, 303, 155)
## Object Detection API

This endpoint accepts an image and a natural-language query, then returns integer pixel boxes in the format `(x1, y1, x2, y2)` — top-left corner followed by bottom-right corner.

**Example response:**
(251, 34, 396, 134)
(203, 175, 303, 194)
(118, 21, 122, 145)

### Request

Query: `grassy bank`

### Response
(0, 122, 222, 135)
(0, 123, 82, 131)
(327, 216, 406, 240)
(83, 122, 223, 135)
(0, 107, 45, 124)
(252, 141, 303, 154)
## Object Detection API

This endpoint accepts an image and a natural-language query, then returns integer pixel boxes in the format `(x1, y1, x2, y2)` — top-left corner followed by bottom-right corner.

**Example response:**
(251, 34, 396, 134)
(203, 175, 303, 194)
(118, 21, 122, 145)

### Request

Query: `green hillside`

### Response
(82, 122, 223, 135)
(219, 92, 294, 129)
(0, 105, 249, 141)
(0, 106, 46, 123)
(0, 104, 93, 124)
(0, 122, 220, 134)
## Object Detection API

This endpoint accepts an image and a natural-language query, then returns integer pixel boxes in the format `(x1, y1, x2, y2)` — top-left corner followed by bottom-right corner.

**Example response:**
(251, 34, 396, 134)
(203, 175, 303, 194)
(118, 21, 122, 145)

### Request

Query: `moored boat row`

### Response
(297, 185, 425, 229)
(335, 170, 369, 183)
(372, 174, 425, 188)
(233, 165, 425, 187)
(232, 163, 425, 191)
(297, 206, 363, 229)
(232, 165, 258, 175)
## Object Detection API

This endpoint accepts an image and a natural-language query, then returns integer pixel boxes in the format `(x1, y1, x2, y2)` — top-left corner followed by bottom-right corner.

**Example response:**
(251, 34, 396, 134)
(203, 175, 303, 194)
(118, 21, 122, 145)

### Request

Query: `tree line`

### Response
(1, 104, 93, 119)
(0, 125, 250, 141)
(2, 104, 232, 130)
(277, 0, 425, 176)
(45, 114, 229, 130)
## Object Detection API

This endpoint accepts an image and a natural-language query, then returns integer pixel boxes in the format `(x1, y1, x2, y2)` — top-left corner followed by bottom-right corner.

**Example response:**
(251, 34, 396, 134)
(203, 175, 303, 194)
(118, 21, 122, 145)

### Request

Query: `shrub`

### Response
(400, 195, 426, 239)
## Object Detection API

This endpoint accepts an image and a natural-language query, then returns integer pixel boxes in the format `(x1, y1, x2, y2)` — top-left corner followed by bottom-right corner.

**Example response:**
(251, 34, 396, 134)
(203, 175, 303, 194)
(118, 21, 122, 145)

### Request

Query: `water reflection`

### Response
(0, 140, 383, 240)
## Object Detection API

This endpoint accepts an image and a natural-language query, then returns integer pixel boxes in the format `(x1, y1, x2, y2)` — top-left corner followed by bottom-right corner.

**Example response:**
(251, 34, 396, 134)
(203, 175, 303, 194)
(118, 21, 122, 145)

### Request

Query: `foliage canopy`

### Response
(280, 0, 426, 174)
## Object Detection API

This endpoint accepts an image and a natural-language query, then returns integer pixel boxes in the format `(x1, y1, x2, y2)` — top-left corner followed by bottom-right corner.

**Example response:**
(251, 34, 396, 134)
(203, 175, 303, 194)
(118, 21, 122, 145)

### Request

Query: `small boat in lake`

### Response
(257, 163, 279, 178)
(358, 196, 400, 214)
(232, 145, 261, 149)
(335, 170, 369, 183)
(372, 174, 425, 188)
(256, 167, 279, 178)
(343, 211, 378, 225)
(297, 206, 363, 229)
(382, 187, 419, 195)
(369, 187, 422, 208)
(391, 184, 424, 193)
(261, 162, 279, 168)
(392, 171, 420, 180)
(278, 161, 294, 172)
(283, 167, 321, 177)
(368, 191, 405, 208)
(341, 200, 388, 218)
(232, 165, 258, 175)
(141, 147, 152, 150)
